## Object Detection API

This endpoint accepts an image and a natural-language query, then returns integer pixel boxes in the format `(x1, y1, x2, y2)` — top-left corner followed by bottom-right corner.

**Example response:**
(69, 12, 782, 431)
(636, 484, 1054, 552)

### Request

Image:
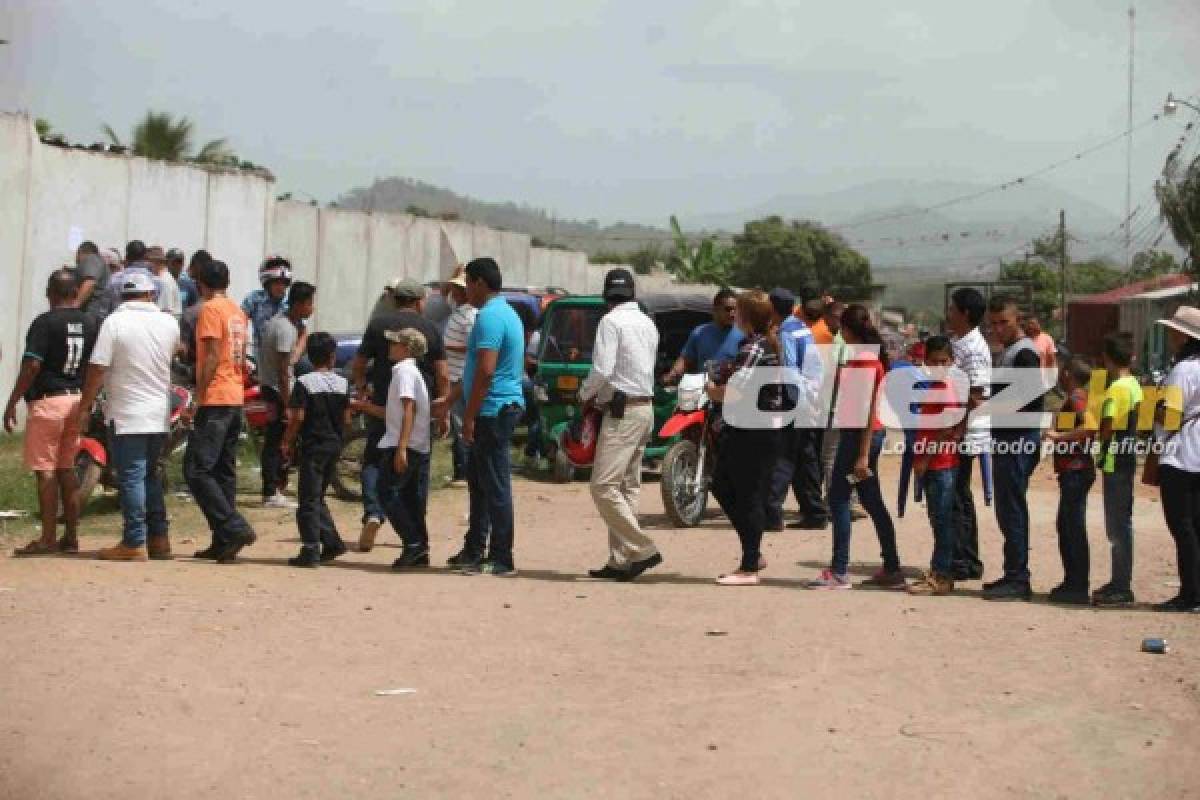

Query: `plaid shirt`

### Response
(715, 334, 784, 429)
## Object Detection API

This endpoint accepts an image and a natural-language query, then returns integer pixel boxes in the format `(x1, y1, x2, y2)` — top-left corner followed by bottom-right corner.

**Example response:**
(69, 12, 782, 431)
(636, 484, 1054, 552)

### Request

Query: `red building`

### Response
(1066, 274, 1194, 361)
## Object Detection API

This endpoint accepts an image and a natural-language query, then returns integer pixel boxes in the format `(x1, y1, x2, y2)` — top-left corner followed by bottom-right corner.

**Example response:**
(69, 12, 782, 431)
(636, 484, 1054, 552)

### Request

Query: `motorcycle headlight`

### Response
(677, 386, 703, 412)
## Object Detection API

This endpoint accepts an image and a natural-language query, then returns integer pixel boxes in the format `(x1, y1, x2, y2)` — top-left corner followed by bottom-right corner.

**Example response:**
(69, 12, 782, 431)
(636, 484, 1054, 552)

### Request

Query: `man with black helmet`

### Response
(581, 268, 663, 582)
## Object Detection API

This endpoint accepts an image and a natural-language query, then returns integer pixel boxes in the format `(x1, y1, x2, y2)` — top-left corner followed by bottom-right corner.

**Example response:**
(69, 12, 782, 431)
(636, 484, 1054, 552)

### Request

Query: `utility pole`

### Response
(1059, 209, 1069, 337)
(1125, 4, 1136, 271)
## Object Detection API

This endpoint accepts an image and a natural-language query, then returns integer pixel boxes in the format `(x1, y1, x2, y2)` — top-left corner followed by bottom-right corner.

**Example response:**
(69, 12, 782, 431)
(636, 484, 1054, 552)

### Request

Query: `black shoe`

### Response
(765, 521, 785, 533)
(392, 548, 431, 569)
(288, 550, 320, 568)
(1152, 595, 1200, 613)
(320, 542, 348, 563)
(193, 545, 223, 560)
(1091, 582, 1114, 598)
(446, 549, 481, 568)
(982, 576, 1008, 591)
(788, 517, 829, 530)
(983, 580, 1032, 602)
(1092, 586, 1135, 607)
(951, 566, 984, 581)
(215, 531, 257, 564)
(587, 564, 630, 580)
(1047, 584, 1091, 605)
(618, 552, 663, 582)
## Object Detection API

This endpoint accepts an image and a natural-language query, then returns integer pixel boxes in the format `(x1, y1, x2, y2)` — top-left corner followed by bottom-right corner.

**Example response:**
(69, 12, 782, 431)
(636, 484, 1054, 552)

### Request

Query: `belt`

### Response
(624, 397, 653, 406)
(37, 389, 82, 399)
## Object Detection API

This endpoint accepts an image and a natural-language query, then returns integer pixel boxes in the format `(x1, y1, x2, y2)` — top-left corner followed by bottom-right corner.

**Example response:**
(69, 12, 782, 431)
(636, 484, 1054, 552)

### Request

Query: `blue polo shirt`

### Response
(463, 296, 526, 417)
(682, 322, 744, 369)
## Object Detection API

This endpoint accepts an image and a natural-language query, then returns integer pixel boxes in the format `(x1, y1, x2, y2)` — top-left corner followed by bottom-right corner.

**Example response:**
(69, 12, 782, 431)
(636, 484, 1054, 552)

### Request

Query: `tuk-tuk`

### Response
(534, 291, 713, 482)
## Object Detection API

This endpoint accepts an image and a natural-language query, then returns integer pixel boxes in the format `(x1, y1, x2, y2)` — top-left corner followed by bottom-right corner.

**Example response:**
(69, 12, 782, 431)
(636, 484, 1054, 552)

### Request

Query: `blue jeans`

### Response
(1057, 469, 1095, 591)
(361, 418, 387, 524)
(829, 429, 899, 576)
(1102, 465, 1136, 591)
(923, 467, 957, 575)
(449, 391, 468, 481)
(521, 377, 545, 459)
(462, 405, 522, 569)
(378, 447, 431, 550)
(111, 432, 167, 547)
(992, 432, 1041, 582)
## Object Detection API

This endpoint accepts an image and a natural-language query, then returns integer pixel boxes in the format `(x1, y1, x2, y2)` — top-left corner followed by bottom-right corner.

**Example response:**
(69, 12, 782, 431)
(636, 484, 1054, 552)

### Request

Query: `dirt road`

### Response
(1, 456, 1197, 799)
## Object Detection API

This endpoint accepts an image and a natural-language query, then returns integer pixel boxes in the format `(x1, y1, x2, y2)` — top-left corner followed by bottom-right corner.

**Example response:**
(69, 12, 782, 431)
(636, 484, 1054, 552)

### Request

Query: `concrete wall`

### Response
(0, 111, 599, 404)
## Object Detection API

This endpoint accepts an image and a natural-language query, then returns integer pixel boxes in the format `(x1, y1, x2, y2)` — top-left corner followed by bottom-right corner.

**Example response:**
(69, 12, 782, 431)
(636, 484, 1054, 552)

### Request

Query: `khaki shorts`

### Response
(23, 394, 83, 472)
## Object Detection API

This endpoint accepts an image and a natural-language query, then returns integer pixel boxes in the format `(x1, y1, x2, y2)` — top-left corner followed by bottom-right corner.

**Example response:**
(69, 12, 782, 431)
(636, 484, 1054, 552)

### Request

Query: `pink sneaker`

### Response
(716, 571, 761, 586)
(806, 569, 851, 590)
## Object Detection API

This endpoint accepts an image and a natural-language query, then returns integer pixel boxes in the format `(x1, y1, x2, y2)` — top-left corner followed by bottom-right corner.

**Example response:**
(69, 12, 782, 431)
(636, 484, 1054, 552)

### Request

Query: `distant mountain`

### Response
(336, 177, 673, 255)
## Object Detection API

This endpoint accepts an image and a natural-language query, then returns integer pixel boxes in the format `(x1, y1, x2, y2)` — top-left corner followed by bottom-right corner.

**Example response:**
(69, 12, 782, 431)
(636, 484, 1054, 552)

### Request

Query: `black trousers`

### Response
(766, 426, 828, 526)
(184, 406, 255, 547)
(259, 386, 287, 499)
(712, 426, 782, 573)
(296, 441, 346, 554)
(1160, 465, 1200, 603)
(951, 452, 983, 576)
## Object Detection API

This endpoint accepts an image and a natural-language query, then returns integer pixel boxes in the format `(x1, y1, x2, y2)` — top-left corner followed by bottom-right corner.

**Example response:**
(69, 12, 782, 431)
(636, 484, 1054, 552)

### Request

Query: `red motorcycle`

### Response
(75, 385, 194, 511)
(658, 372, 716, 527)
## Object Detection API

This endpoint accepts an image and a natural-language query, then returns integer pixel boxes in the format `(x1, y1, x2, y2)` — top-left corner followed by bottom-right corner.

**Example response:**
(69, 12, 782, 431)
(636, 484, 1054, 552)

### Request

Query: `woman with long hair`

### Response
(1152, 307, 1200, 612)
(706, 289, 784, 586)
(808, 304, 905, 589)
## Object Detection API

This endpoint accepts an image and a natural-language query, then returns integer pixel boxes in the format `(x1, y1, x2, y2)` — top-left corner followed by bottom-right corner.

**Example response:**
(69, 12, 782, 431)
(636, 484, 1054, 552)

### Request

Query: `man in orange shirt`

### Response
(185, 260, 257, 563)
(1022, 314, 1057, 370)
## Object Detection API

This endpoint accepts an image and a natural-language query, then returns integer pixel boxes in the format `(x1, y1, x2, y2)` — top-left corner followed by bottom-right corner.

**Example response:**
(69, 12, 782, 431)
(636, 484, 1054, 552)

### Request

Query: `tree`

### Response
(1155, 147, 1200, 275)
(1129, 249, 1180, 281)
(627, 245, 663, 275)
(102, 111, 233, 164)
(729, 216, 871, 291)
(34, 118, 52, 137)
(667, 216, 735, 284)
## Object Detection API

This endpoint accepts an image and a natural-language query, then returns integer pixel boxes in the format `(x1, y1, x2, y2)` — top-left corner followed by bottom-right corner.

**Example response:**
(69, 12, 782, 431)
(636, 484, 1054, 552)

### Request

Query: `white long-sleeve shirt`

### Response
(580, 301, 658, 403)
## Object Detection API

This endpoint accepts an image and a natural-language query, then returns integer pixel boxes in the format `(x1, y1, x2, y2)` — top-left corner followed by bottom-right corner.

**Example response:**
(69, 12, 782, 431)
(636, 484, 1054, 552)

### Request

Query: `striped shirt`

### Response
(443, 304, 478, 382)
(951, 326, 992, 454)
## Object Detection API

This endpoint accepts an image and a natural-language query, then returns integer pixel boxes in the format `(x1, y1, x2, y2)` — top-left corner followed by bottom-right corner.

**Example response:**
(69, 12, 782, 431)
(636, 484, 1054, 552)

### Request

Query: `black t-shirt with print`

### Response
(23, 308, 99, 400)
(358, 309, 446, 405)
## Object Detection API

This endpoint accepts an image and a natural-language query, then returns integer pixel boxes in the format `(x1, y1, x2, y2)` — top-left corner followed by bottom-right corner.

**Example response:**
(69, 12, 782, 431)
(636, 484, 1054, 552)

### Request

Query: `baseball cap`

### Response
(387, 277, 425, 300)
(448, 273, 467, 289)
(767, 287, 795, 317)
(120, 271, 157, 295)
(602, 268, 635, 301)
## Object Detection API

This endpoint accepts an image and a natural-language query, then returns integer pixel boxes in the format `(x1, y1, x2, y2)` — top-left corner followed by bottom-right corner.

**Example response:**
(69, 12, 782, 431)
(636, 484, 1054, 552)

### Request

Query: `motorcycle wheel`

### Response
(75, 452, 104, 514)
(660, 439, 707, 528)
(332, 429, 368, 502)
(552, 447, 575, 484)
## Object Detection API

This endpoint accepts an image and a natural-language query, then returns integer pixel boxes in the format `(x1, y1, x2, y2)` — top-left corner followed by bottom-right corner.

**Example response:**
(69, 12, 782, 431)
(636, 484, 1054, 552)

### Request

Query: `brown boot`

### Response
(148, 534, 173, 560)
(358, 518, 382, 552)
(98, 543, 148, 562)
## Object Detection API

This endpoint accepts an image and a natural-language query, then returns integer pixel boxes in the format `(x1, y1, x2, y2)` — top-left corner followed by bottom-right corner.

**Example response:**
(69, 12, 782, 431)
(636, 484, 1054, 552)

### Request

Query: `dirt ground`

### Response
(1, 450, 1198, 800)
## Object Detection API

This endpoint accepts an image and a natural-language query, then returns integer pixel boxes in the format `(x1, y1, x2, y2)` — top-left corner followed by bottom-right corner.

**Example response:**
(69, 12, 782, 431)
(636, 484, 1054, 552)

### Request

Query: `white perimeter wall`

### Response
(0, 111, 601, 396)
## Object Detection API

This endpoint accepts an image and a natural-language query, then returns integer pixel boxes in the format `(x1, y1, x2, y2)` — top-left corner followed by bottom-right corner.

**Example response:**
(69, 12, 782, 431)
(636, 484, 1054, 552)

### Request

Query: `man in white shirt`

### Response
(442, 272, 477, 486)
(147, 245, 182, 319)
(946, 287, 992, 581)
(77, 271, 181, 561)
(580, 269, 663, 582)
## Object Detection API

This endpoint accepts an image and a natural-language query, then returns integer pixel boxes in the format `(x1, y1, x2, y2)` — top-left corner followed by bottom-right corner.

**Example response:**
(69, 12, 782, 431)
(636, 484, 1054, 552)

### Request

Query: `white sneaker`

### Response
(263, 493, 297, 509)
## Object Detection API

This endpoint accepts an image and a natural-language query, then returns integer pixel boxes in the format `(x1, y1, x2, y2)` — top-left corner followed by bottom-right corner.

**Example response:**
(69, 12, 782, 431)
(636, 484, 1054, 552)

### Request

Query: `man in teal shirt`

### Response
(450, 257, 525, 576)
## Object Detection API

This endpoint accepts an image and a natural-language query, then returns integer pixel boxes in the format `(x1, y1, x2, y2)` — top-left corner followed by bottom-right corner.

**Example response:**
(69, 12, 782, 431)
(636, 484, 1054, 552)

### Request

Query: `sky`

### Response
(2, 0, 1199, 227)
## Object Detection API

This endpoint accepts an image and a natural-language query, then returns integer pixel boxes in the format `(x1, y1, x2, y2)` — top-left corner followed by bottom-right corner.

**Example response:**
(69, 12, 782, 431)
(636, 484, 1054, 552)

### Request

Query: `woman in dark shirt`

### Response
(706, 290, 785, 586)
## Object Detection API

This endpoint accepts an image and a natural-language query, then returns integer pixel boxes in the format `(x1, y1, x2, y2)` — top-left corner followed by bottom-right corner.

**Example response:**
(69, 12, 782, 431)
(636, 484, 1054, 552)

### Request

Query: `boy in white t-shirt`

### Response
(374, 328, 433, 569)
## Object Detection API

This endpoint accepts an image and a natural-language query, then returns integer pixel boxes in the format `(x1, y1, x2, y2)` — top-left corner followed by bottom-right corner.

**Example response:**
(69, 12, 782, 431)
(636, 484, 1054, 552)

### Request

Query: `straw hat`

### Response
(1157, 306, 1200, 341)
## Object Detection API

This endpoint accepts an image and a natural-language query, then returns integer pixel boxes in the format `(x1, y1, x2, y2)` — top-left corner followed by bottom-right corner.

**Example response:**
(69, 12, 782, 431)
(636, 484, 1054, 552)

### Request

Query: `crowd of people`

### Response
(5, 243, 1200, 612)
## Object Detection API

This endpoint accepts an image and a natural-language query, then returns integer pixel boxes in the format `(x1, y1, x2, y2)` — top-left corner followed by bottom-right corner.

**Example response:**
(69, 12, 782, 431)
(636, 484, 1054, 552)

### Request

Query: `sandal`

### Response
(14, 540, 58, 557)
(57, 537, 80, 554)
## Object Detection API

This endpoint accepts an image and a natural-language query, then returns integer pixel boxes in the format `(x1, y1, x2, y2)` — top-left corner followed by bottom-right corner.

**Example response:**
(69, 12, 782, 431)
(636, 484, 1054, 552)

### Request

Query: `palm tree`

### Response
(101, 111, 233, 164)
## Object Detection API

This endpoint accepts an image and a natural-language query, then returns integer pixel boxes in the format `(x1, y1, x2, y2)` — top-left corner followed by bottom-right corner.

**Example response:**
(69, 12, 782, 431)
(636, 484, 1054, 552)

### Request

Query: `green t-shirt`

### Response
(1101, 375, 1143, 473)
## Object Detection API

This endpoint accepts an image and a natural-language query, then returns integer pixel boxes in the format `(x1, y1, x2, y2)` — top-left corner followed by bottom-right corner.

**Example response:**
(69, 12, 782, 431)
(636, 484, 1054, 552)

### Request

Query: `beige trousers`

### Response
(589, 404, 658, 568)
